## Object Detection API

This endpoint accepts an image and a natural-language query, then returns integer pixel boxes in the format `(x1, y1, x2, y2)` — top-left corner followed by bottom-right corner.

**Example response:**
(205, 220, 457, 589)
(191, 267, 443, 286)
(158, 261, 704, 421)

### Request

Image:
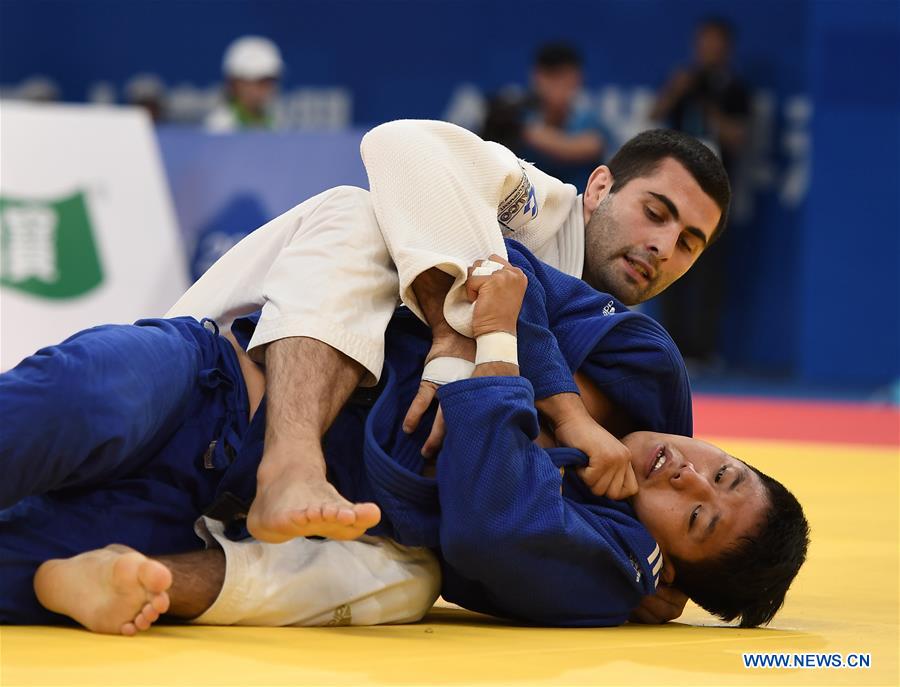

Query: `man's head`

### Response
(623, 431, 810, 627)
(222, 36, 283, 118)
(532, 42, 583, 121)
(580, 129, 730, 304)
(694, 18, 735, 70)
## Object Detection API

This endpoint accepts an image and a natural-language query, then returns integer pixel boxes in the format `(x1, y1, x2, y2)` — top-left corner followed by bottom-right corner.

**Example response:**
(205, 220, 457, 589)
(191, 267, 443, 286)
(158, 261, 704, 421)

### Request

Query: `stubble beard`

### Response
(583, 195, 651, 305)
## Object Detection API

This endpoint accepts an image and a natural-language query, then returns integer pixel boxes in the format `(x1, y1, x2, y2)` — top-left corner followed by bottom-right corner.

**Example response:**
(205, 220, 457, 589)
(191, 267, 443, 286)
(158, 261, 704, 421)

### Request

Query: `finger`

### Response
(487, 253, 512, 268)
(579, 462, 610, 488)
(589, 469, 614, 497)
(576, 465, 598, 488)
(422, 407, 446, 458)
(636, 594, 682, 623)
(465, 274, 491, 302)
(655, 584, 689, 607)
(606, 468, 629, 501)
(610, 465, 639, 500)
(623, 464, 639, 496)
(629, 606, 658, 624)
(467, 260, 486, 278)
(403, 382, 438, 433)
(466, 261, 483, 301)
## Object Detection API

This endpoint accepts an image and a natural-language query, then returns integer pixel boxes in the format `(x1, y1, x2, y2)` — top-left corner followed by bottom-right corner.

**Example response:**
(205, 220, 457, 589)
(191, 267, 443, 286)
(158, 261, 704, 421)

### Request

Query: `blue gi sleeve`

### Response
(507, 246, 579, 399)
(435, 376, 649, 626)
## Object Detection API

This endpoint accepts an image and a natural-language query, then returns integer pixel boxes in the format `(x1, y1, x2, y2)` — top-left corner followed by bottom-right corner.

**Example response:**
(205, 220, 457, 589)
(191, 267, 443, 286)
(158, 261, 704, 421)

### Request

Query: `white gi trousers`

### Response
(192, 518, 441, 627)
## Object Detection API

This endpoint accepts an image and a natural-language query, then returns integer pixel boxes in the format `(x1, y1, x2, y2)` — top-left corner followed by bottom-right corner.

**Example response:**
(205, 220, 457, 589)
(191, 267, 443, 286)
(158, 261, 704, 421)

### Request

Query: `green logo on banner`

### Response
(0, 192, 103, 299)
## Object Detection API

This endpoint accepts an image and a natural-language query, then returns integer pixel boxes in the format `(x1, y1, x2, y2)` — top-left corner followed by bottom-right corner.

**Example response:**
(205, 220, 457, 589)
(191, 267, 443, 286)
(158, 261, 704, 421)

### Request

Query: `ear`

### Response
(660, 556, 676, 585)
(582, 165, 614, 216)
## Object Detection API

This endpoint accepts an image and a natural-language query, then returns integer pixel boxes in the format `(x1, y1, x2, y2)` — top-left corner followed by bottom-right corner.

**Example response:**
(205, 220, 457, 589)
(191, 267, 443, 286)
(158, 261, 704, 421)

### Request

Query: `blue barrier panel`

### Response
(798, 0, 900, 387)
(156, 127, 368, 279)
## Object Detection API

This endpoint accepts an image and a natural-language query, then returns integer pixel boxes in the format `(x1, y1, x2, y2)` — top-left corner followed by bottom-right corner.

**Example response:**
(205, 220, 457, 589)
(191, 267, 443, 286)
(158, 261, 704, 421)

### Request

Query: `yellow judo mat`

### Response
(2, 435, 898, 686)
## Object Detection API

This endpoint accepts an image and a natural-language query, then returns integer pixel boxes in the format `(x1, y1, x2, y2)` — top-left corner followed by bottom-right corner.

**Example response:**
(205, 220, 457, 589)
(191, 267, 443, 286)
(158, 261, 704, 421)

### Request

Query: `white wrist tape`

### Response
(421, 357, 476, 386)
(475, 331, 518, 367)
(471, 260, 505, 277)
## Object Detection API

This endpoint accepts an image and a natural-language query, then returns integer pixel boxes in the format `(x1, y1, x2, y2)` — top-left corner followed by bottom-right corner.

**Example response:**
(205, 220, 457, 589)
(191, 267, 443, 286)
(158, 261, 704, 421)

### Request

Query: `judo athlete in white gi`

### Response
(166, 120, 731, 548)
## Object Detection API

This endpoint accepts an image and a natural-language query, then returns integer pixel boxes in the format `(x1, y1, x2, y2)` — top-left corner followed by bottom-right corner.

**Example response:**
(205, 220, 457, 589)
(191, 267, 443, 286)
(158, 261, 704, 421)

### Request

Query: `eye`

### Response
(644, 206, 662, 222)
(715, 466, 727, 483)
(678, 235, 695, 253)
(689, 505, 700, 529)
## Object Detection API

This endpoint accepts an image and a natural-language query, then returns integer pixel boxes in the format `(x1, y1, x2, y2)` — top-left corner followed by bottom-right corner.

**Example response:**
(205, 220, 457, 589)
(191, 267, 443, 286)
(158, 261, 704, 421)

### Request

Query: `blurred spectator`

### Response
(125, 73, 167, 123)
(481, 85, 529, 152)
(482, 42, 607, 187)
(205, 36, 283, 132)
(15, 76, 60, 103)
(652, 17, 751, 371)
(652, 17, 749, 175)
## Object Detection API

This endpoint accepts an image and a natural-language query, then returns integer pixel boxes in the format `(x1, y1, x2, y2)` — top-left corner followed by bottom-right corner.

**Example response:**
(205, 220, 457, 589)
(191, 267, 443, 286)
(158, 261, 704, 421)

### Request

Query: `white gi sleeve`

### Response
(192, 518, 441, 627)
(167, 186, 398, 384)
(361, 119, 577, 337)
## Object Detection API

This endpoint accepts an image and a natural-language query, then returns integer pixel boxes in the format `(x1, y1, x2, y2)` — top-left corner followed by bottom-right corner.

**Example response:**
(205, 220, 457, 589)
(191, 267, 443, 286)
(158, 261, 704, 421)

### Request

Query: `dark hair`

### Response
(607, 129, 732, 243)
(534, 42, 582, 71)
(669, 465, 810, 628)
(698, 16, 736, 43)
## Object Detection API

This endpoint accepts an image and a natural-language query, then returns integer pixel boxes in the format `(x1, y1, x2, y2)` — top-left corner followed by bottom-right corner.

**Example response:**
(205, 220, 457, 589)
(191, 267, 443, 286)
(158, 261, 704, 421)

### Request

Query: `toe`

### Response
(150, 592, 170, 615)
(355, 503, 382, 527)
(141, 603, 160, 623)
(321, 503, 339, 521)
(335, 508, 356, 525)
(286, 509, 310, 528)
(304, 506, 324, 523)
(134, 613, 151, 631)
(121, 622, 137, 637)
(138, 560, 173, 595)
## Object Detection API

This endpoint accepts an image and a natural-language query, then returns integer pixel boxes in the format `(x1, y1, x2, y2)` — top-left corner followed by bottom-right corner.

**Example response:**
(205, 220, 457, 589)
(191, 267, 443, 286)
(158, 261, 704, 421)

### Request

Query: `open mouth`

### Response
(646, 444, 668, 478)
(623, 256, 653, 282)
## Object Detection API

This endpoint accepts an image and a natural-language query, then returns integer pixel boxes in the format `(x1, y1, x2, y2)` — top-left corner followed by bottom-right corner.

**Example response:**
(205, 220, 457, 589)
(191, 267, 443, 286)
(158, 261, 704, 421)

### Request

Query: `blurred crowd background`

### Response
(1, 0, 898, 400)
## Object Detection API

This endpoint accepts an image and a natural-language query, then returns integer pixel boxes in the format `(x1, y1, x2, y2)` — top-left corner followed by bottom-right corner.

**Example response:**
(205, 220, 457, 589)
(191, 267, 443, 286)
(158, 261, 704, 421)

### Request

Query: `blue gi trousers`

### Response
(0, 317, 250, 624)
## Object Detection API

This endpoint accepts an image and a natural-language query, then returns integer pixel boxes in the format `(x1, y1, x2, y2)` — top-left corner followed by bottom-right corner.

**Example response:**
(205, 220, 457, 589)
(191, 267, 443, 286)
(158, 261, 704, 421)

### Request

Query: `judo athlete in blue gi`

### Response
(1, 243, 808, 634)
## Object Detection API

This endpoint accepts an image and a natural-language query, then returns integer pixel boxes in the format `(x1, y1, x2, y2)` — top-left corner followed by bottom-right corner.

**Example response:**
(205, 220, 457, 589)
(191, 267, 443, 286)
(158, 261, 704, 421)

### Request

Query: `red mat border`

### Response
(692, 395, 900, 446)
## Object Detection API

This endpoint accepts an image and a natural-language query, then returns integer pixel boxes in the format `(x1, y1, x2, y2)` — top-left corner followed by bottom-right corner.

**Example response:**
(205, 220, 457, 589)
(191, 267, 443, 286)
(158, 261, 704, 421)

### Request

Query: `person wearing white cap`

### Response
(205, 36, 284, 132)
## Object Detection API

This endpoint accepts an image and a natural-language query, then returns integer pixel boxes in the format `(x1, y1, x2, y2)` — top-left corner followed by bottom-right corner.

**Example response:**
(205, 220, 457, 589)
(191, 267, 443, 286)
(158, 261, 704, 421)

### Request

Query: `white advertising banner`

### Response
(0, 102, 188, 370)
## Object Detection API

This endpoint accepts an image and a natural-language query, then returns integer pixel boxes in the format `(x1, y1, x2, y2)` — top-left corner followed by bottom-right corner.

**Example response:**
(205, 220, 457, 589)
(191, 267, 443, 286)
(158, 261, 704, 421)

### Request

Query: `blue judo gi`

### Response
(0, 241, 691, 627)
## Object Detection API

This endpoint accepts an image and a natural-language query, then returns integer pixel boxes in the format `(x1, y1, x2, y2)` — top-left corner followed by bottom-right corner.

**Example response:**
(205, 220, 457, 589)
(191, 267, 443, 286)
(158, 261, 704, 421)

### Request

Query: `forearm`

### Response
(410, 268, 455, 333)
(535, 392, 588, 428)
(525, 126, 603, 162)
(652, 70, 693, 122)
(411, 268, 477, 363)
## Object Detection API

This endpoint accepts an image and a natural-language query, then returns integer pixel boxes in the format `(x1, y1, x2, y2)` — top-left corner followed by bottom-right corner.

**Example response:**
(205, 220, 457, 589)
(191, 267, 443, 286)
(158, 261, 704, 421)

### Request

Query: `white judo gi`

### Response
(166, 120, 589, 626)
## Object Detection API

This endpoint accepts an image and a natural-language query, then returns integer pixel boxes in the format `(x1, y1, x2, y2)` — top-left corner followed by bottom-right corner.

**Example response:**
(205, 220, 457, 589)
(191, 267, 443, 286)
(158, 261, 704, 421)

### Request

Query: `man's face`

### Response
(695, 26, 731, 69)
(533, 66, 582, 115)
(230, 77, 278, 114)
(624, 431, 767, 567)
(582, 158, 721, 304)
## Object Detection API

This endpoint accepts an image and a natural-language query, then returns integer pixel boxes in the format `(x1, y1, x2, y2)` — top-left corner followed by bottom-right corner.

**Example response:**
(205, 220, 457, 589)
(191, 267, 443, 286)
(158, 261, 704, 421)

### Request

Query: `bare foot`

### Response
(248, 459, 381, 543)
(34, 544, 172, 636)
